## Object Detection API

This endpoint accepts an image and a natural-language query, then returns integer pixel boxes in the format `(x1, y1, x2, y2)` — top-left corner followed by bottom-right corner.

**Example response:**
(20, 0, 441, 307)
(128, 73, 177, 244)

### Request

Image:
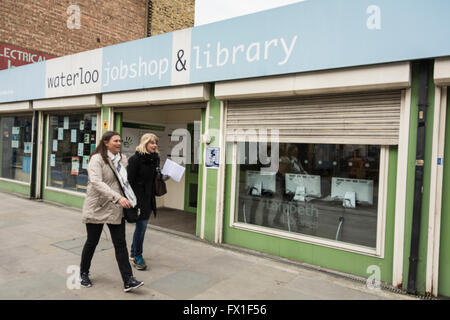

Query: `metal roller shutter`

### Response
(226, 90, 402, 145)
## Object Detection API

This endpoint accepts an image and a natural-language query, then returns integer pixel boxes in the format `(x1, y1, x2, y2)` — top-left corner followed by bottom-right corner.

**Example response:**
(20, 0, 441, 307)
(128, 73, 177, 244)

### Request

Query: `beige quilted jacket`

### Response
(81, 153, 128, 225)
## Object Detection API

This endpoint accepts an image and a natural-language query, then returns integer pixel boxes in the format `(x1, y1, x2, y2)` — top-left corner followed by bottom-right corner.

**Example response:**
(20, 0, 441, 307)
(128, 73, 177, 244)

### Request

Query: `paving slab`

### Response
(150, 270, 216, 299)
(0, 272, 67, 300)
(0, 191, 418, 301)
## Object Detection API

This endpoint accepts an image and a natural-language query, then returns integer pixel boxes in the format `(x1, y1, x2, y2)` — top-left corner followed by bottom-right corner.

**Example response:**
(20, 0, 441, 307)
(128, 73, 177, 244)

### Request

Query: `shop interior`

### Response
(119, 105, 203, 236)
(235, 142, 381, 248)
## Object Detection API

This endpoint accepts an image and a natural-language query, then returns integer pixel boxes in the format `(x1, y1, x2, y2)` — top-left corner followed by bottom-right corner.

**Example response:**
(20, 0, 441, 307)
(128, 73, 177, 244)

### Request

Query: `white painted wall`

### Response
(123, 108, 201, 211)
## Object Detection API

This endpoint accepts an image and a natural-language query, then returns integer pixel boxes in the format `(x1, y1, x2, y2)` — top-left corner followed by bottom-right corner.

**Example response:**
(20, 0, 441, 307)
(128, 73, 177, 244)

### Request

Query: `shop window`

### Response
(46, 113, 97, 193)
(0, 115, 33, 183)
(232, 142, 383, 249)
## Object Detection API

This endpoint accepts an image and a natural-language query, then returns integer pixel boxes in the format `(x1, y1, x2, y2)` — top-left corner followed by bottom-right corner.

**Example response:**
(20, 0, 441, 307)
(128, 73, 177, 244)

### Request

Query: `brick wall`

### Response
(0, 0, 195, 58)
(0, 0, 148, 57)
(150, 0, 194, 36)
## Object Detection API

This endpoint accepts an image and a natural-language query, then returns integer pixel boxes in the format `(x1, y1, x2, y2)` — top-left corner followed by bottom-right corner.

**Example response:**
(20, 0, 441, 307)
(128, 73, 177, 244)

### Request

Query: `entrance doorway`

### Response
(116, 105, 203, 236)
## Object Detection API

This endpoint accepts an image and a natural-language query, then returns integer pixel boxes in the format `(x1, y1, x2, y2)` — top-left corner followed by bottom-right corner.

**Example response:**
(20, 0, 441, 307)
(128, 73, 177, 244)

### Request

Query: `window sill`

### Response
(0, 177, 30, 186)
(44, 186, 87, 198)
(230, 221, 382, 258)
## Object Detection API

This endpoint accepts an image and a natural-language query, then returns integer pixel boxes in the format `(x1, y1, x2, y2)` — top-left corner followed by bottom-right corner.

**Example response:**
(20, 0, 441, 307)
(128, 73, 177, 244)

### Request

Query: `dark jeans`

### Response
(130, 218, 149, 259)
(80, 219, 133, 283)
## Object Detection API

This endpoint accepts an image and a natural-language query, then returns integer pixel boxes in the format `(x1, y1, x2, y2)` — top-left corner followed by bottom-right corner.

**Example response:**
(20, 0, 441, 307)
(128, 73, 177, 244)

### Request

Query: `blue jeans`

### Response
(130, 219, 149, 259)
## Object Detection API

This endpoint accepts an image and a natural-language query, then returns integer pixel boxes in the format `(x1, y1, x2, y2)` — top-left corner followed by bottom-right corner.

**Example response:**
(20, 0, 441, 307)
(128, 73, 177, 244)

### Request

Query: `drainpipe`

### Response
(146, 0, 153, 37)
(407, 60, 430, 294)
(29, 110, 39, 199)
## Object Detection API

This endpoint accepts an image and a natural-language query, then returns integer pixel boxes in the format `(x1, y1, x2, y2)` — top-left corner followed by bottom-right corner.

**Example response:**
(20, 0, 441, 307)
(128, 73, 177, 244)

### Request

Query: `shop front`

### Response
(32, 95, 103, 207)
(216, 62, 412, 283)
(0, 0, 449, 297)
(102, 84, 209, 236)
(427, 57, 450, 297)
(438, 85, 450, 297)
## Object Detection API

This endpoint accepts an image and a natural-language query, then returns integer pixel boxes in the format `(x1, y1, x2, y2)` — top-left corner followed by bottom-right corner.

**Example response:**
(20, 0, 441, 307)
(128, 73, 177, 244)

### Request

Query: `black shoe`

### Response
(80, 272, 92, 288)
(133, 256, 147, 270)
(124, 276, 144, 292)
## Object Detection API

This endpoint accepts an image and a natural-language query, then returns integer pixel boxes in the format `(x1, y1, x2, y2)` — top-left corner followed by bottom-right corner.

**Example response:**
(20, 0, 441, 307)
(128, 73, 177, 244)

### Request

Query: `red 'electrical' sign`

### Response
(0, 43, 57, 70)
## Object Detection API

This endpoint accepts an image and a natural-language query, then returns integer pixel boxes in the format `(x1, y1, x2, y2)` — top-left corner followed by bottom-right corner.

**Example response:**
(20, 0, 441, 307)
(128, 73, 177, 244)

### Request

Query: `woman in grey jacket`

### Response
(79, 131, 144, 292)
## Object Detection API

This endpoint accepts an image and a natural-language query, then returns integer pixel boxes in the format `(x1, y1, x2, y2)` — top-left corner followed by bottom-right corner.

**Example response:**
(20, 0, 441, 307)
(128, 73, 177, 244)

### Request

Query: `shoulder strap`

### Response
(106, 161, 126, 195)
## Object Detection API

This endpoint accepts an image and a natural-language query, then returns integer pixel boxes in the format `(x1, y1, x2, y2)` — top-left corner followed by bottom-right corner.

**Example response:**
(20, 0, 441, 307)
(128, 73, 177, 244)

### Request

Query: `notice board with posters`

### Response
(122, 122, 189, 168)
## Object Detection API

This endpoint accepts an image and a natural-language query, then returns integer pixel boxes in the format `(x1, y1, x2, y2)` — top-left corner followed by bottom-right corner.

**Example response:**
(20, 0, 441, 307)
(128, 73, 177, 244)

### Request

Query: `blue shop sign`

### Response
(1, 0, 450, 103)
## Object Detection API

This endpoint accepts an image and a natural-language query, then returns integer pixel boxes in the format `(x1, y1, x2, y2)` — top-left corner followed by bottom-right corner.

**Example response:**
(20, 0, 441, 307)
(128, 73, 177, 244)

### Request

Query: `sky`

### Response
(194, 0, 305, 26)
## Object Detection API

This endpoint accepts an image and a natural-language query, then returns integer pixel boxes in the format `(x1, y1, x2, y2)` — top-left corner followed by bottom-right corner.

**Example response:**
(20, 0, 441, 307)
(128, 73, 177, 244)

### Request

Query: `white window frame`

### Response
(228, 142, 389, 257)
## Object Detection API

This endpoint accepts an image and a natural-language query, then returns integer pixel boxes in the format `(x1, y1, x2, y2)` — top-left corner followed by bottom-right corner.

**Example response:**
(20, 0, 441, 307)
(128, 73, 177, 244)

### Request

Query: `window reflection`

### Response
(0, 115, 33, 183)
(47, 113, 97, 193)
(235, 143, 380, 248)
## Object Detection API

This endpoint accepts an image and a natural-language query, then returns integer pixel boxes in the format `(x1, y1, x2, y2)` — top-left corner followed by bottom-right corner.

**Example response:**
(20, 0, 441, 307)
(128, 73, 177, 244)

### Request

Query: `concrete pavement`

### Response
(0, 190, 417, 301)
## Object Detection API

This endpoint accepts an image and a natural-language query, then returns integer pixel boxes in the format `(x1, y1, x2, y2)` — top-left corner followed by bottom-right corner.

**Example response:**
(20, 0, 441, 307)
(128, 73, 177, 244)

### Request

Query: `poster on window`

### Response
(78, 143, 84, 156)
(24, 142, 32, 153)
(79, 120, 85, 131)
(52, 139, 58, 152)
(82, 156, 89, 169)
(92, 116, 97, 131)
(58, 128, 64, 140)
(63, 117, 69, 129)
(205, 147, 220, 169)
(11, 140, 19, 148)
(12, 127, 20, 135)
(50, 154, 56, 167)
(71, 129, 77, 143)
(71, 157, 79, 175)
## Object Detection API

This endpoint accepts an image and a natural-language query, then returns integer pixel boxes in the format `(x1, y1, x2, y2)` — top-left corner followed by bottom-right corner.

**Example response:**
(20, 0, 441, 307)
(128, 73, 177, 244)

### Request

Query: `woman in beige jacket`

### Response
(79, 131, 144, 292)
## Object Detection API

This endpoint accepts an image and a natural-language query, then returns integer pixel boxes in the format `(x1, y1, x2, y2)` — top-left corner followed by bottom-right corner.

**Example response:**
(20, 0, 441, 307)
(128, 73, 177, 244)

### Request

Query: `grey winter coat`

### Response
(81, 153, 128, 225)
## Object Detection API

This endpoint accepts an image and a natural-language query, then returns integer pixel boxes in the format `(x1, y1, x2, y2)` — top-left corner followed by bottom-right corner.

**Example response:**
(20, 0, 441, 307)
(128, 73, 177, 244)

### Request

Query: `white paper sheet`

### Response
(71, 129, 77, 143)
(92, 116, 97, 131)
(293, 185, 306, 202)
(12, 127, 20, 134)
(63, 117, 69, 129)
(58, 128, 64, 140)
(82, 156, 89, 169)
(50, 154, 56, 167)
(78, 143, 84, 156)
(161, 158, 185, 182)
(11, 140, 19, 148)
(52, 139, 58, 152)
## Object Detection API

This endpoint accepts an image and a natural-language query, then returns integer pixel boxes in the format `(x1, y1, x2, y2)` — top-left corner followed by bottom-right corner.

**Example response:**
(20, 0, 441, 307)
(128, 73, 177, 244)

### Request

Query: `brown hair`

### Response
(91, 131, 121, 163)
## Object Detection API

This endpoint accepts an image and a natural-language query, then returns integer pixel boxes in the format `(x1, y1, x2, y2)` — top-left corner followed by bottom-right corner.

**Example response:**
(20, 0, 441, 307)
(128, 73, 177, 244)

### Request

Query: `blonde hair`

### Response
(136, 133, 159, 154)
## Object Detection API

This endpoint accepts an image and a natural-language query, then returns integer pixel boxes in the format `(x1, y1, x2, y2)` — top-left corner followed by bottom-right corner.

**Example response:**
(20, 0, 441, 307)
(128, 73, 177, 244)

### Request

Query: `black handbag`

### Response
(123, 207, 140, 223)
(154, 169, 167, 197)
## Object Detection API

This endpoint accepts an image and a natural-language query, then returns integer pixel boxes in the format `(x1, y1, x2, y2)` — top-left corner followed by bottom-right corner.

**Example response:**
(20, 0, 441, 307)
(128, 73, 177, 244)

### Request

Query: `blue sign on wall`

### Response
(1, 0, 450, 103)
